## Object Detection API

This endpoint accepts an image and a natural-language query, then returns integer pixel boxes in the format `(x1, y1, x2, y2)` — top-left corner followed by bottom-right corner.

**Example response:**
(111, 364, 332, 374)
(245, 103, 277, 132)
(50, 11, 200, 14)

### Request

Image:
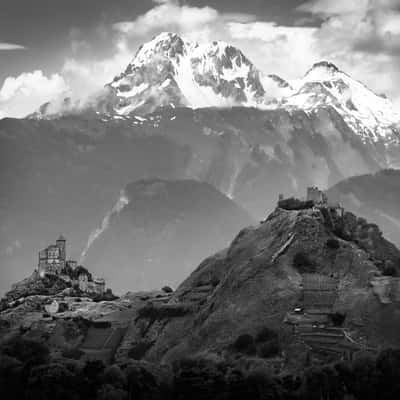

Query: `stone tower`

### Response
(306, 187, 327, 204)
(56, 235, 66, 270)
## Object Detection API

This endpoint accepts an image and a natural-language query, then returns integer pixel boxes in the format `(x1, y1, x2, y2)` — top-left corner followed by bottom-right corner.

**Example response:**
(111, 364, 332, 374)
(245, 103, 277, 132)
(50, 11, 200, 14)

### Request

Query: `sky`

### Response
(1, 0, 400, 117)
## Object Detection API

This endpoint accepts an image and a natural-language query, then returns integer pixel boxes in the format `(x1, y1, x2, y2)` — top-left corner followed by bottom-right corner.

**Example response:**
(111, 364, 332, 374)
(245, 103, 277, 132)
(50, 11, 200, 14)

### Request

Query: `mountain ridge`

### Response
(30, 32, 400, 152)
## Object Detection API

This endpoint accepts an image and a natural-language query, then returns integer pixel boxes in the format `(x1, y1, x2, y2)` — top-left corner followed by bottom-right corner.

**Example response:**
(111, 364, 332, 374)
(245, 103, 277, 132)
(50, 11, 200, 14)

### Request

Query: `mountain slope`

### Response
(125, 205, 400, 366)
(82, 179, 254, 294)
(328, 169, 400, 247)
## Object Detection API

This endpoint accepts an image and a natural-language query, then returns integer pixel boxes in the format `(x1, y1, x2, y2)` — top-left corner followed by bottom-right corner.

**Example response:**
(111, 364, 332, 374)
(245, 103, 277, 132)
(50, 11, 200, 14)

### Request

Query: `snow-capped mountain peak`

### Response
(30, 35, 400, 148)
(106, 32, 277, 115)
(285, 60, 400, 143)
(304, 61, 341, 80)
(128, 32, 186, 67)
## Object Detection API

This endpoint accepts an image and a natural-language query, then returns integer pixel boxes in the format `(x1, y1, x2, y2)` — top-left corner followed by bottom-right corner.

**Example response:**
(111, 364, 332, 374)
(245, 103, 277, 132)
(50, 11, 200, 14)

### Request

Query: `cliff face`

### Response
(125, 206, 400, 365)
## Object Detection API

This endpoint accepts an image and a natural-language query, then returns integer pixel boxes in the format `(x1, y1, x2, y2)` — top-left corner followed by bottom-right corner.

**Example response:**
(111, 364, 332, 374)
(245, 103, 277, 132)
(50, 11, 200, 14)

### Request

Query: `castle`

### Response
(38, 235, 73, 277)
(38, 235, 106, 296)
(278, 186, 343, 215)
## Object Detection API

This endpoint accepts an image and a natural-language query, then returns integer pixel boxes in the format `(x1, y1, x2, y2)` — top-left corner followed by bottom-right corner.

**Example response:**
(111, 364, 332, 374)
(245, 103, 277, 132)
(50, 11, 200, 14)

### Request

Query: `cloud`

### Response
(296, 0, 400, 103)
(297, 0, 369, 15)
(61, 39, 132, 99)
(0, 70, 69, 118)
(1, 0, 400, 117)
(228, 22, 319, 79)
(0, 42, 25, 50)
(113, 0, 255, 42)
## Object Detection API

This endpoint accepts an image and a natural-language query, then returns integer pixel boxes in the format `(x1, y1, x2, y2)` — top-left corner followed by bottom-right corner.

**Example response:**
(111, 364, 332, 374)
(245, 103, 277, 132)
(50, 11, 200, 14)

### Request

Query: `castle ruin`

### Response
(278, 186, 343, 215)
(306, 186, 328, 205)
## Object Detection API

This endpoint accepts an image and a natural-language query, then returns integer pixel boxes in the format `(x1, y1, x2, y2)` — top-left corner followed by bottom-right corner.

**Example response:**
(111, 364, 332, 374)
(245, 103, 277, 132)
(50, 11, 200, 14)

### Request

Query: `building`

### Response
(78, 269, 91, 292)
(78, 275, 105, 296)
(38, 235, 67, 278)
(37, 235, 108, 297)
(306, 186, 327, 205)
(93, 278, 106, 296)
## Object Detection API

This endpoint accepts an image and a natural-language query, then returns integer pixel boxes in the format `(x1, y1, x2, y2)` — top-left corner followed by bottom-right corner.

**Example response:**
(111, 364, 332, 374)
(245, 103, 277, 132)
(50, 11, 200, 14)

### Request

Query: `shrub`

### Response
(329, 312, 346, 327)
(137, 303, 191, 320)
(1, 337, 50, 366)
(161, 286, 173, 293)
(211, 276, 220, 287)
(293, 252, 316, 273)
(102, 365, 126, 388)
(333, 227, 352, 241)
(61, 347, 84, 360)
(258, 339, 281, 359)
(128, 341, 153, 360)
(326, 238, 340, 250)
(383, 262, 397, 277)
(255, 327, 278, 343)
(232, 334, 256, 355)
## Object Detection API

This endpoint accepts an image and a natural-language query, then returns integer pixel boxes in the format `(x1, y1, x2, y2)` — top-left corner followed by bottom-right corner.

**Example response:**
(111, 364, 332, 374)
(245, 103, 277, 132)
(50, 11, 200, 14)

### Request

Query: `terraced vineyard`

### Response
(287, 273, 360, 359)
(80, 326, 127, 364)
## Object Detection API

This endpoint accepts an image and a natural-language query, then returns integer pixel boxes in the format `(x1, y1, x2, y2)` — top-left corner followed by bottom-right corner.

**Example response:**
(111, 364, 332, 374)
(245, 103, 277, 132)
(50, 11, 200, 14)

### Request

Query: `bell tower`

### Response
(56, 235, 66, 269)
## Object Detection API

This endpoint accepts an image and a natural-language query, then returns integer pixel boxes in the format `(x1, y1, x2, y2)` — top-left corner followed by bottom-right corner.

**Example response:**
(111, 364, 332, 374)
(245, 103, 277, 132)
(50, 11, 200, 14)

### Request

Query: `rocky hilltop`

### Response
(124, 203, 400, 366)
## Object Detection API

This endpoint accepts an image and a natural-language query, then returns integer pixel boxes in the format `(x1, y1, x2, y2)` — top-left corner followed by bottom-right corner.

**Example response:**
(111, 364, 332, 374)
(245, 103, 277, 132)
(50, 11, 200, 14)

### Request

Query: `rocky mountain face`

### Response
(81, 179, 254, 294)
(100, 32, 280, 115)
(124, 205, 400, 366)
(328, 169, 400, 248)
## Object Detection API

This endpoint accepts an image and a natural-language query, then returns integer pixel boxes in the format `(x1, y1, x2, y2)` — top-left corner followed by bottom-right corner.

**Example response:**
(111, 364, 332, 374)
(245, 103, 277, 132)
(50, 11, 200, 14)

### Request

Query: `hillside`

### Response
(328, 169, 400, 247)
(125, 205, 400, 366)
(82, 179, 254, 294)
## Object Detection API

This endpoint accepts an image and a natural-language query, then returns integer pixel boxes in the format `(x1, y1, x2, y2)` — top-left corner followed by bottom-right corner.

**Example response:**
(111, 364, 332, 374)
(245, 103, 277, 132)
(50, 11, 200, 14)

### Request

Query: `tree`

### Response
(232, 334, 256, 355)
(26, 363, 81, 400)
(326, 238, 340, 250)
(293, 252, 316, 273)
(255, 327, 278, 343)
(258, 340, 281, 359)
(1, 337, 49, 366)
